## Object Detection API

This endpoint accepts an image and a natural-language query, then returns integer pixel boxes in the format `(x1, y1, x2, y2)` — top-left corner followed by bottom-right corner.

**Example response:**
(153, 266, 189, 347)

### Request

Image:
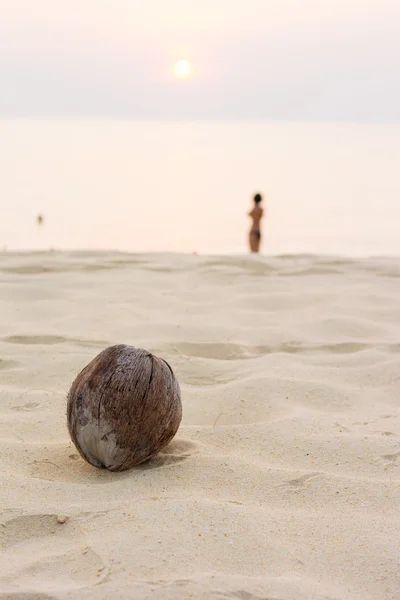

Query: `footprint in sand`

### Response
(278, 473, 321, 492)
(335, 422, 350, 433)
(0, 513, 108, 592)
(380, 450, 400, 465)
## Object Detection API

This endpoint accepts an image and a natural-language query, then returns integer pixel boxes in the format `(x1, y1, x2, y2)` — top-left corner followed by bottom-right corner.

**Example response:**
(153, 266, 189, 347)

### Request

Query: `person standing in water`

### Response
(248, 193, 264, 253)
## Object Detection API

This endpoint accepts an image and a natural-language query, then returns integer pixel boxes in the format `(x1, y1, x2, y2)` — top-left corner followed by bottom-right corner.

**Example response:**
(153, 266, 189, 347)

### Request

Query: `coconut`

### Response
(67, 344, 182, 471)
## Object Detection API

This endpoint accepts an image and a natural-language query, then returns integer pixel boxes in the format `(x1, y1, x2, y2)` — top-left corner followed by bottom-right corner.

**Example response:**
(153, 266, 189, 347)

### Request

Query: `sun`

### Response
(174, 60, 192, 79)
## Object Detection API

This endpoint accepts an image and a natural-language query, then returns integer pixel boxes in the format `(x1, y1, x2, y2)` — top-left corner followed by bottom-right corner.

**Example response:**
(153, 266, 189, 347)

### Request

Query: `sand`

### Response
(0, 251, 399, 600)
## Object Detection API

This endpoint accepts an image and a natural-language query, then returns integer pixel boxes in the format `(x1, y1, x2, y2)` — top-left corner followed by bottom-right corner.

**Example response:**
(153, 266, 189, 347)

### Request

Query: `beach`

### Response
(0, 250, 399, 600)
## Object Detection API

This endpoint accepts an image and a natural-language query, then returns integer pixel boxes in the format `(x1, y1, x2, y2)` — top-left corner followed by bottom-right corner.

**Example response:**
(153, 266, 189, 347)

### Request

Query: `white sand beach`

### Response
(0, 251, 399, 600)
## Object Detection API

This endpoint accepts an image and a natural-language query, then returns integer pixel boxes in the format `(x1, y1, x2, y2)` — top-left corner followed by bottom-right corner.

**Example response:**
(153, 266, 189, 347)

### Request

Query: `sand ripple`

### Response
(0, 252, 399, 599)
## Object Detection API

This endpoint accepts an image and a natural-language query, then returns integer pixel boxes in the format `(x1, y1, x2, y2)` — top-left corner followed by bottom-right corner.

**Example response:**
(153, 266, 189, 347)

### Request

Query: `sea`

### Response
(1, 119, 399, 256)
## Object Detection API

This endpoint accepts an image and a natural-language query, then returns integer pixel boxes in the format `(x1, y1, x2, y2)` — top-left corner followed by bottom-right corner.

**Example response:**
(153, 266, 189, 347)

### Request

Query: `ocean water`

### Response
(1, 119, 399, 256)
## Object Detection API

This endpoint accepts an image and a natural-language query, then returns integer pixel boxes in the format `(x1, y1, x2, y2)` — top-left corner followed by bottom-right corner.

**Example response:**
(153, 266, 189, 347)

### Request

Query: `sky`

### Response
(1, 0, 400, 121)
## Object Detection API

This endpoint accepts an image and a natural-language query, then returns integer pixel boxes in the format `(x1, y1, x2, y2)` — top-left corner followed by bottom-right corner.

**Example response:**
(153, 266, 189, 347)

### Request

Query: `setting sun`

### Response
(174, 60, 192, 79)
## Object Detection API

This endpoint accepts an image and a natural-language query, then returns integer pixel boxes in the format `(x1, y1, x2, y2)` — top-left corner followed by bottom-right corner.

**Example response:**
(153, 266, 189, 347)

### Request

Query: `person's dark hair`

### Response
(254, 193, 262, 204)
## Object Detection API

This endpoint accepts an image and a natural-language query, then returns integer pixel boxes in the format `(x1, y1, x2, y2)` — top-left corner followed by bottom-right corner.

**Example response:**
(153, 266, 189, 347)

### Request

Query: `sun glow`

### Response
(174, 60, 192, 79)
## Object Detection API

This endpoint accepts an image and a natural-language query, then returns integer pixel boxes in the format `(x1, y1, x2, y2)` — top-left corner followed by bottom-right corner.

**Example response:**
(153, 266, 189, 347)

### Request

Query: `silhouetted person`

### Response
(37, 214, 44, 226)
(248, 193, 264, 253)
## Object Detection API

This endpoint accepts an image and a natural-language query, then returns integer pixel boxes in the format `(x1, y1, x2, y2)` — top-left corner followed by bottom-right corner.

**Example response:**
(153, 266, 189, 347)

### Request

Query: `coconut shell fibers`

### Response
(67, 344, 182, 471)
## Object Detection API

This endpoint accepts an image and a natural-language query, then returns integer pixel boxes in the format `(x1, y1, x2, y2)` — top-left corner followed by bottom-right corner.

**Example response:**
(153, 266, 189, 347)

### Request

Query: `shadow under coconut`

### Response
(136, 439, 199, 471)
(19, 439, 199, 485)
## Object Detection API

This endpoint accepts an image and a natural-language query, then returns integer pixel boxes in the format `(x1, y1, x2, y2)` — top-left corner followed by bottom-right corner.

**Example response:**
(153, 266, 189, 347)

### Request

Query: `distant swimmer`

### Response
(248, 193, 264, 253)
